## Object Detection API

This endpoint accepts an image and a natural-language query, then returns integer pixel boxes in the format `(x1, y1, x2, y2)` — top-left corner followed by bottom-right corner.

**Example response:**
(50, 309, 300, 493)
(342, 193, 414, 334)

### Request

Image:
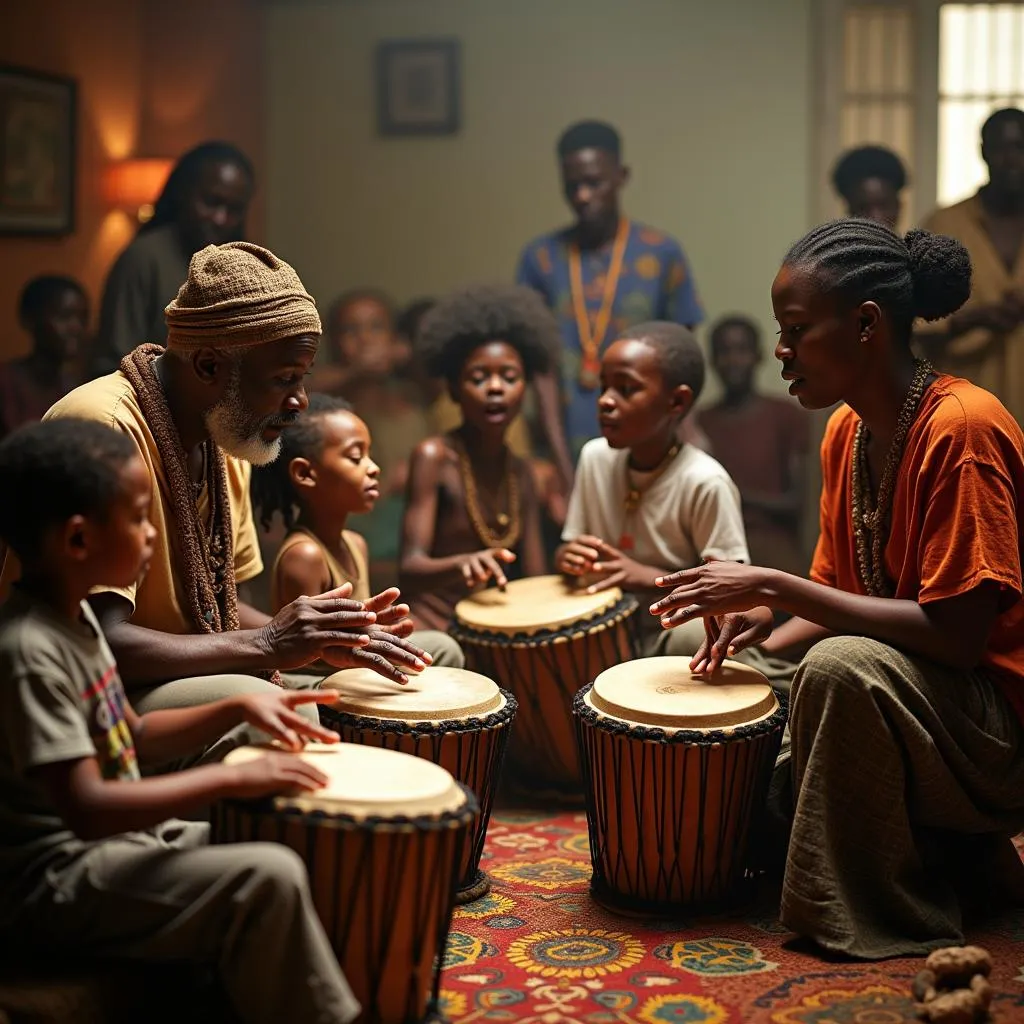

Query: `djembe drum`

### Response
(451, 575, 638, 794)
(319, 665, 516, 902)
(211, 743, 478, 1024)
(573, 657, 785, 913)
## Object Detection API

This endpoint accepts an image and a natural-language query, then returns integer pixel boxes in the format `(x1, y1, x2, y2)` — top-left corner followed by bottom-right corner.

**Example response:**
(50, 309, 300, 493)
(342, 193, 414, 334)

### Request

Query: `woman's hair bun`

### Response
(905, 227, 972, 322)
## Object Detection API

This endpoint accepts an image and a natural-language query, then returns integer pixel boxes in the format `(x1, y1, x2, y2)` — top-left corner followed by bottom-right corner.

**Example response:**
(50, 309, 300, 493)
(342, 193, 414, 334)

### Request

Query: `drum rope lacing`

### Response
(213, 787, 478, 1022)
(452, 598, 641, 785)
(320, 692, 517, 892)
(572, 684, 787, 912)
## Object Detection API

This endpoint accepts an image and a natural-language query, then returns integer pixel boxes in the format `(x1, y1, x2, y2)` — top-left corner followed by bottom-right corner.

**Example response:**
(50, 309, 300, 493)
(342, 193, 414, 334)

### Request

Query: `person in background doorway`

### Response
(699, 315, 808, 577)
(917, 108, 1024, 426)
(91, 141, 255, 377)
(831, 145, 907, 228)
(0, 275, 88, 440)
(516, 120, 705, 485)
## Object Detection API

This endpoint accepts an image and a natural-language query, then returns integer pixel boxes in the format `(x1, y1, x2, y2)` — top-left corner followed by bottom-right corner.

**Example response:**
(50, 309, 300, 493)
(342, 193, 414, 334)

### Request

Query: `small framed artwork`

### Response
(0, 66, 76, 236)
(376, 39, 460, 137)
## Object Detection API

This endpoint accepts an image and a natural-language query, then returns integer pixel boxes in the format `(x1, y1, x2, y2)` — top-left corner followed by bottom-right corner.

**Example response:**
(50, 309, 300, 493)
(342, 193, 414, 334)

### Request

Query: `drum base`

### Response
(588, 873, 758, 920)
(455, 869, 491, 905)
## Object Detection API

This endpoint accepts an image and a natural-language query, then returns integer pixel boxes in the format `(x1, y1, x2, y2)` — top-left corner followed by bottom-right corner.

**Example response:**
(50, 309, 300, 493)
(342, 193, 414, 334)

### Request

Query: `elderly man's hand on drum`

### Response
(257, 583, 431, 684)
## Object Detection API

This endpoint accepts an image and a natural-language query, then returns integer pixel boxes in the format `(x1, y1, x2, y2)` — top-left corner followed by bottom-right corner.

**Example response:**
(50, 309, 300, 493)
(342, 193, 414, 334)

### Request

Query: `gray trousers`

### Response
(11, 821, 359, 1024)
(778, 635, 1024, 958)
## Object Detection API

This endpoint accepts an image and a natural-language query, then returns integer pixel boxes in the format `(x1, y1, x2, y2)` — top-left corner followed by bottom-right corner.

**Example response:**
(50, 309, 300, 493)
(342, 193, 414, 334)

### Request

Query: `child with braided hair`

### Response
(651, 219, 1024, 959)
(251, 393, 463, 666)
(399, 284, 554, 630)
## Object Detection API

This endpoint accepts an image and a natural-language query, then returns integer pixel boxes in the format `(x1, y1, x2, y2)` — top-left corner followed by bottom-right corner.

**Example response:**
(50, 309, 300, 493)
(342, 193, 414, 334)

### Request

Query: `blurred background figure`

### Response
(831, 144, 907, 228)
(0, 275, 88, 440)
(90, 141, 255, 376)
(918, 108, 1024, 429)
(698, 314, 807, 577)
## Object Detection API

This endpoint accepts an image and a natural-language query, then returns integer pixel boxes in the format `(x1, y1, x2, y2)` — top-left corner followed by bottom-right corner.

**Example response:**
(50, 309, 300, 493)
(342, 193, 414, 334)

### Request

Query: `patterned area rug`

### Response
(438, 811, 1024, 1023)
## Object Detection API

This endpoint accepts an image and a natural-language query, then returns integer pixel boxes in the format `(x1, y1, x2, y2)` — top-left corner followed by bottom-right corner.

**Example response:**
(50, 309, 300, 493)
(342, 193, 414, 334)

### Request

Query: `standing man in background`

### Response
(516, 121, 705, 486)
(831, 145, 907, 228)
(917, 108, 1024, 425)
(91, 141, 255, 377)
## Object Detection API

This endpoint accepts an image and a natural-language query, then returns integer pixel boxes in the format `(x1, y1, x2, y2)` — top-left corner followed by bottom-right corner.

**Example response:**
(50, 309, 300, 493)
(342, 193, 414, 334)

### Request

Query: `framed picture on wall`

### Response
(376, 39, 460, 136)
(0, 66, 76, 235)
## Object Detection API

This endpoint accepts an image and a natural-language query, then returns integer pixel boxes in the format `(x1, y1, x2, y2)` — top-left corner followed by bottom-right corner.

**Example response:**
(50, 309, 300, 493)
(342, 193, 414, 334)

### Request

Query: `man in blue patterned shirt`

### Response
(517, 120, 705, 482)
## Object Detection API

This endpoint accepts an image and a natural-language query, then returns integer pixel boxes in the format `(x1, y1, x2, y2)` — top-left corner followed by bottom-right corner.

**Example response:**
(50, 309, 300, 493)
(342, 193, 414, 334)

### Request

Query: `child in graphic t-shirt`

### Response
(0, 418, 359, 1024)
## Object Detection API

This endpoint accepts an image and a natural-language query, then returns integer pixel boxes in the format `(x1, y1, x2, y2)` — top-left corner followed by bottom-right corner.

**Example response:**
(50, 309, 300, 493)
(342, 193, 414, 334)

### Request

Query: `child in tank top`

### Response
(251, 394, 463, 666)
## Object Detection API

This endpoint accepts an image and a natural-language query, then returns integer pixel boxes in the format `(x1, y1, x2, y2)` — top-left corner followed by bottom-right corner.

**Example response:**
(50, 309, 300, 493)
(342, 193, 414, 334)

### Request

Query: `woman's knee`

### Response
(792, 635, 898, 709)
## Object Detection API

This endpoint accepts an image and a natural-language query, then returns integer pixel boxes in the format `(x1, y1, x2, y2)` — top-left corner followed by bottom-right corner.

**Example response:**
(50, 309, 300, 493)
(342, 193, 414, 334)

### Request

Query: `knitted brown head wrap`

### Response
(165, 241, 321, 351)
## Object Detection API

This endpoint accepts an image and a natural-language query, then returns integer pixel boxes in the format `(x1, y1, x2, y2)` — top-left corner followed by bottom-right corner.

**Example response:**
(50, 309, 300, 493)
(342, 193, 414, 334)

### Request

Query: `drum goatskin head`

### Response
(454, 573, 622, 633)
(590, 656, 778, 729)
(224, 742, 466, 817)
(322, 665, 504, 720)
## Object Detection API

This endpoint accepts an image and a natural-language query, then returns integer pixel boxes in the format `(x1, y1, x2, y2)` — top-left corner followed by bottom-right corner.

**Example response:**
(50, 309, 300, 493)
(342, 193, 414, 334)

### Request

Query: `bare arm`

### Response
(271, 542, 331, 612)
(91, 593, 275, 683)
(32, 750, 331, 841)
(399, 439, 479, 585)
(654, 563, 1002, 672)
(533, 369, 575, 491)
(760, 615, 832, 659)
(89, 587, 426, 685)
(237, 599, 272, 629)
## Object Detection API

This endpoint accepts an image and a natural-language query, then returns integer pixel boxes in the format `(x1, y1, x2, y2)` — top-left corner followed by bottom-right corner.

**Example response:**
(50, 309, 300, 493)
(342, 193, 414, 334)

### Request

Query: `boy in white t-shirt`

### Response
(556, 321, 749, 656)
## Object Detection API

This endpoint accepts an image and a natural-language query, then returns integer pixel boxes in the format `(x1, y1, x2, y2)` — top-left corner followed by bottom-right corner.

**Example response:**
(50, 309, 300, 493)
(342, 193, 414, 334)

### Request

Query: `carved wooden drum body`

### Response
(212, 743, 478, 1023)
(574, 657, 785, 913)
(452, 575, 638, 794)
(319, 665, 516, 902)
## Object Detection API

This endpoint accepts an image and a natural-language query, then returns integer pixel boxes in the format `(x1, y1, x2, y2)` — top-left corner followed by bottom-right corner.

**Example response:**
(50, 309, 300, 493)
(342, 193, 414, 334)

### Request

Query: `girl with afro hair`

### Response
(399, 284, 559, 629)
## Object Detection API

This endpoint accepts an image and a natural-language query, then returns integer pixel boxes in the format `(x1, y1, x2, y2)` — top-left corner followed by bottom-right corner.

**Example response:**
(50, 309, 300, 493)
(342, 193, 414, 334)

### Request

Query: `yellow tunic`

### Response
(270, 527, 370, 613)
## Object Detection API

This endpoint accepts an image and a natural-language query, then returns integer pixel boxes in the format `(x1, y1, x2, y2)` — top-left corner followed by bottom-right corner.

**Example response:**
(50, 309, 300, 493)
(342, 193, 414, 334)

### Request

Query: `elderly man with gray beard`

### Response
(0, 242, 430, 766)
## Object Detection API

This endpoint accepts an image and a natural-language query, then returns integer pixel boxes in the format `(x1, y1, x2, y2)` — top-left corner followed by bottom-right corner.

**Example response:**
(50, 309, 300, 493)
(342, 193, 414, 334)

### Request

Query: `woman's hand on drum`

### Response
(460, 549, 517, 590)
(224, 750, 331, 799)
(688, 610, 775, 674)
(236, 690, 343, 751)
(556, 536, 603, 576)
(651, 561, 774, 623)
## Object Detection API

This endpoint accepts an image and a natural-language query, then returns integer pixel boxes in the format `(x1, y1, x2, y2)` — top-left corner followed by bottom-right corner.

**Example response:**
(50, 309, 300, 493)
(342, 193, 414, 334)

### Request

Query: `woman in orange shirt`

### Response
(651, 219, 1024, 959)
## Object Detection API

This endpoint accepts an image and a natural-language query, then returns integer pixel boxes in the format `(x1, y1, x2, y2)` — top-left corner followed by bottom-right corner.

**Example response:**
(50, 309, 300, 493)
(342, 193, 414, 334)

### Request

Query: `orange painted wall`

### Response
(0, 0, 265, 360)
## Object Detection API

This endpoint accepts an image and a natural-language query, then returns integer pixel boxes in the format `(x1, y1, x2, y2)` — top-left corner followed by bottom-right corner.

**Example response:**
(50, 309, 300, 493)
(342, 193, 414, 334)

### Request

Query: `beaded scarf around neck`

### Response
(119, 344, 239, 633)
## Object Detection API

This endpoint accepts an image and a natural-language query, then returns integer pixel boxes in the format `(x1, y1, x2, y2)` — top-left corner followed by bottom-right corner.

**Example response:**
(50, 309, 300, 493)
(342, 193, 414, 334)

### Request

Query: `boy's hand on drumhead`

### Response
(236, 691, 342, 751)
(557, 537, 602, 576)
(688, 610, 773, 674)
(320, 631, 431, 685)
(587, 540, 656, 593)
(259, 586, 378, 670)
(460, 549, 517, 591)
(225, 751, 330, 799)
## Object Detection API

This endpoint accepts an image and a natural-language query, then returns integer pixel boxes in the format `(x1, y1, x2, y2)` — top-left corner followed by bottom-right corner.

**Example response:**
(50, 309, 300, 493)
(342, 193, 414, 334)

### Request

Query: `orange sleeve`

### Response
(917, 457, 1022, 605)
(808, 414, 845, 588)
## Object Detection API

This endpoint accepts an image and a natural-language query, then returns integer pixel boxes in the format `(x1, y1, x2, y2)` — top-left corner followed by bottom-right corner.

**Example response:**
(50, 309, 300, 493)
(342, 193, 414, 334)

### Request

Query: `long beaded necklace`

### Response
(456, 437, 522, 549)
(569, 217, 630, 391)
(850, 358, 934, 597)
(618, 442, 681, 551)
